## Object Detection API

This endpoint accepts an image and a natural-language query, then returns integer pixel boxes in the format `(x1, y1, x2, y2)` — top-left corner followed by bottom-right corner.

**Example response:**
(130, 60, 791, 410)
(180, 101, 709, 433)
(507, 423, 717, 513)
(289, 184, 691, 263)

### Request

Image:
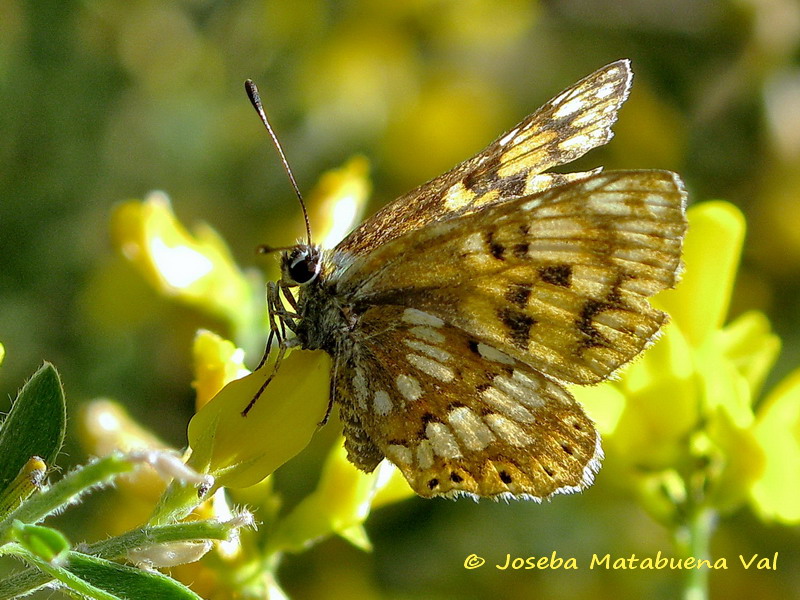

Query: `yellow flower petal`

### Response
(633, 469, 685, 526)
(192, 330, 251, 411)
(750, 369, 800, 523)
(695, 342, 754, 428)
(657, 201, 745, 347)
(716, 311, 781, 397)
(77, 400, 171, 529)
(571, 382, 627, 436)
(187, 349, 331, 489)
(704, 408, 764, 514)
(607, 323, 699, 470)
(370, 466, 415, 509)
(267, 442, 399, 554)
(112, 192, 254, 333)
(305, 156, 371, 249)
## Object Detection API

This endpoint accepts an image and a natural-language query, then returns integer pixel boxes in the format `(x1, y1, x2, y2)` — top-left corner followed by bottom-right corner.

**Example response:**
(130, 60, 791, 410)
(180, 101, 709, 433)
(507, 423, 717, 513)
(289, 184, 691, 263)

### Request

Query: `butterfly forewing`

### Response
(337, 170, 687, 385)
(334, 305, 601, 499)
(338, 60, 633, 257)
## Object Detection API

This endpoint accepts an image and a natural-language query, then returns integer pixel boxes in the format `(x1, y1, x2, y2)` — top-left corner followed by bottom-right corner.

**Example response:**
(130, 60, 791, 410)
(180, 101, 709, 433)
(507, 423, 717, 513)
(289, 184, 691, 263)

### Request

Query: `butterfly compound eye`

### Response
(286, 248, 320, 285)
(289, 258, 317, 284)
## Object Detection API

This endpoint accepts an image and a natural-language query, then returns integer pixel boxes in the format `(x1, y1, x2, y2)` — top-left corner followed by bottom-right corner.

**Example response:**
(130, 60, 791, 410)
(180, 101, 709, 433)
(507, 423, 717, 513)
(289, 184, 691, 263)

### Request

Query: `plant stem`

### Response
(0, 520, 238, 599)
(675, 506, 715, 600)
(0, 454, 134, 540)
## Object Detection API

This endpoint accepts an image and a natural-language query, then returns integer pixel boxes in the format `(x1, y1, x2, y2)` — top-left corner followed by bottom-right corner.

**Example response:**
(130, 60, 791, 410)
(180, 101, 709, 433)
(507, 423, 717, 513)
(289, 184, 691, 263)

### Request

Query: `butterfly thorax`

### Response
(278, 244, 356, 354)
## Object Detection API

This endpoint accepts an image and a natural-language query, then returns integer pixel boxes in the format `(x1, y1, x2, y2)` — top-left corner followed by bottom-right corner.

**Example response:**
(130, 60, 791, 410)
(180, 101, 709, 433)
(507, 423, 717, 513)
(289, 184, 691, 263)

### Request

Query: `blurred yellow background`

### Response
(1, 1, 799, 599)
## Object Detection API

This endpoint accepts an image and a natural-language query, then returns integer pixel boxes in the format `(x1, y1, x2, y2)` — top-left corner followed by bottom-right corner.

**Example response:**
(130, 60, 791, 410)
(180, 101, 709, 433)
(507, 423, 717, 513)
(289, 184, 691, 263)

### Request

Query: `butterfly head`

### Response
(280, 244, 322, 286)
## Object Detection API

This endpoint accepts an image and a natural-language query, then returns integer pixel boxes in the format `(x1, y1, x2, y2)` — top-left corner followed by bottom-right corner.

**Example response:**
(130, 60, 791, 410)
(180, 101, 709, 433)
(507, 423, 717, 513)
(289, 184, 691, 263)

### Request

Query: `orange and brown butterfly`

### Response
(246, 60, 687, 500)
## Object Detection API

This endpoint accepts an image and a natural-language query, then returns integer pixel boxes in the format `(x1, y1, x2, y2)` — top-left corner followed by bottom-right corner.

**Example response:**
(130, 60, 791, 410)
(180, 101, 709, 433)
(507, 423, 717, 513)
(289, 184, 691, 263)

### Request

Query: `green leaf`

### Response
(0, 363, 66, 494)
(64, 552, 203, 600)
(11, 521, 71, 561)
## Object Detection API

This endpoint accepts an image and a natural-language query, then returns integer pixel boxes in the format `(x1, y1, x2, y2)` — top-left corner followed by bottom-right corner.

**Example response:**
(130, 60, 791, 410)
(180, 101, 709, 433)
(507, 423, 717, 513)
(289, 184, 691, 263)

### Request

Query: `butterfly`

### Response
(244, 59, 687, 500)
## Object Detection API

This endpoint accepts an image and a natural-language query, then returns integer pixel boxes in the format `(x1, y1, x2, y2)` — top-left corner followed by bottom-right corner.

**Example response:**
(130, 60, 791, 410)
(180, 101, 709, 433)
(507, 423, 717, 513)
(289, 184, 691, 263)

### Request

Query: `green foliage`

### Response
(0, 364, 65, 495)
(0, 365, 249, 600)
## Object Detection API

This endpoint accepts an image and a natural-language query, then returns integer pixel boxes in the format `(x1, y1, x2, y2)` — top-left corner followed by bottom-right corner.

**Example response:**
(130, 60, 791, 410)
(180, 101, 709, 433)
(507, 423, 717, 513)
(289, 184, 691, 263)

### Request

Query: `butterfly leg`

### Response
(243, 282, 300, 416)
(254, 281, 283, 370)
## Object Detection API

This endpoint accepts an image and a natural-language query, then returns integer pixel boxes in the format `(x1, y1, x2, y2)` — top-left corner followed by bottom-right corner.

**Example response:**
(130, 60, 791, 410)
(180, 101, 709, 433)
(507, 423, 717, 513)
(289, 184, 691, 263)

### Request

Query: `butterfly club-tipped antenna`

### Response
(242, 79, 311, 418)
(245, 79, 312, 247)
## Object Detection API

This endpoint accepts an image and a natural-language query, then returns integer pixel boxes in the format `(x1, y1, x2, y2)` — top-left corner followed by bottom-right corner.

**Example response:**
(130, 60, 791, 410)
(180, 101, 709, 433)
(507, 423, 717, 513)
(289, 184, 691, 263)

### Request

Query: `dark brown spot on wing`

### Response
(421, 412, 442, 425)
(539, 264, 572, 287)
(499, 470, 513, 484)
(498, 307, 536, 349)
(485, 231, 505, 260)
(577, 299, 610, 348)
(498, 173, 527, 197)
(505, 282, 532, 308)
(512, 242, 529, 258)
(576, 274, 631, 349)
(513, 225, 530, 258)
(463, 156, 501, 192)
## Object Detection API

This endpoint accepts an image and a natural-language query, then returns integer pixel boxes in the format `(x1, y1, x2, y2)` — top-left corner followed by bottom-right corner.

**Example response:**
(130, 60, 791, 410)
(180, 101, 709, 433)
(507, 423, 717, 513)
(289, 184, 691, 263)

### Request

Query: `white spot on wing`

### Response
(559, 133, 592, 151)
(462, 232, 484, 254)
(396, 374, 422, 401)
(553, 96, 585, 119)
(402, 308, 444, 327)
(448, 407, 495, 451)
(425, 422, 462, 459)
(522, 198, 543, 211)
(498, 127, 519, 146)
(404, 339, 452, 362)
(406, 354, 455, 382)
(409, 326, 445, 344)
(484, 414, 534, 447)
(477, 343, 515, 365)
(353, 368, 368, 410)
(387, 444, 413, 467)
(416, 440, 434, 469)
(481, 386, 535, 423)
(595, 82, 617, 99)
(373, 390, 392, 416)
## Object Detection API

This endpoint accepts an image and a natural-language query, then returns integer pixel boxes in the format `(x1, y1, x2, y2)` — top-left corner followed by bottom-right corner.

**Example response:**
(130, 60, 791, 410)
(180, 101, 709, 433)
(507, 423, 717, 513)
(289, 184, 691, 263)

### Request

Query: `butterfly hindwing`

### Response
(338, 60, 633, 256)
(334, 305, 601, 499)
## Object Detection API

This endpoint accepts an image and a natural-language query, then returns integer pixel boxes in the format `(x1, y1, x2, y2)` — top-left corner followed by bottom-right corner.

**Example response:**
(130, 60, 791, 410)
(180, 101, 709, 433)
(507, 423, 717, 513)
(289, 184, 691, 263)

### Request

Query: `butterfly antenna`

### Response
(245, 79, 312, 246)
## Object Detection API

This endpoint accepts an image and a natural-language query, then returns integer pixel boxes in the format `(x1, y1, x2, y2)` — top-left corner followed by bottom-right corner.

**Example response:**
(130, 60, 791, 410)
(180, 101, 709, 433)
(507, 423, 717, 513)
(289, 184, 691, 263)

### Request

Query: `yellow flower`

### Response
(112, 191, 255, 336)
(267, 443, 411, 554)
(577, 200, 799, 524)
(188, 348, 331, 489)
